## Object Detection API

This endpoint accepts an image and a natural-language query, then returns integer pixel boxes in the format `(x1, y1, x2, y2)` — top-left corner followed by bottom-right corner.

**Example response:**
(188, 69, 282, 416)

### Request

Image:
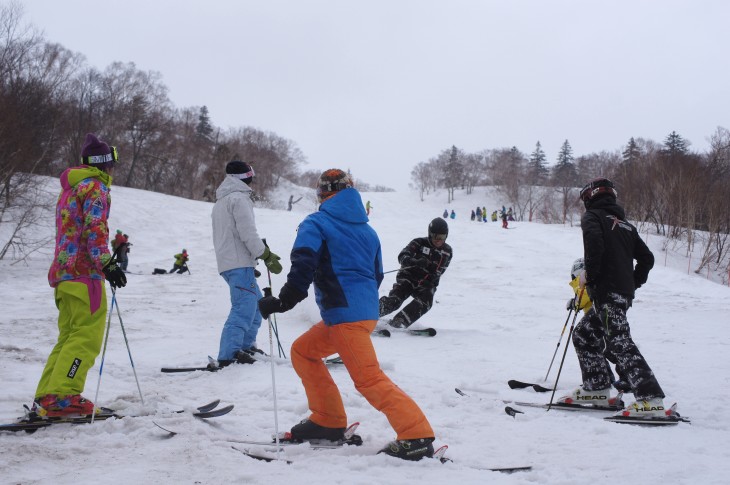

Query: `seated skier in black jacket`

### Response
(379, 218, 453, 329)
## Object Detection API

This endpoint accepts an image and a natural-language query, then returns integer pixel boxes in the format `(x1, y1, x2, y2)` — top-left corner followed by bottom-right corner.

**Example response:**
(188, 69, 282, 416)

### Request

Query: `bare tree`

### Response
(410, 161, 434, 201)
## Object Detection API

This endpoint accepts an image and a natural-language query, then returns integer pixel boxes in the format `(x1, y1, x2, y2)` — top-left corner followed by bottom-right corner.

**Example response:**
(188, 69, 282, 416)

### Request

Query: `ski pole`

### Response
(547, 288, 584, 411)
(544, 301, 577, 382)
(262, 286, 281, 458)
(112, 289, 145, 405)
(270, 314, 286, 359)
(262, 248, 286, 358)
(92, 289, 116, 423)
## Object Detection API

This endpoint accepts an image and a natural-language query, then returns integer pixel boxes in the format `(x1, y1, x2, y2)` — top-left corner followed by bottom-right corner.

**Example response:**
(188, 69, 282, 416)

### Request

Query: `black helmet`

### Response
(579, 177, 617, 203)
(428, 218, 449, 241)
(226, 160, 255, 185)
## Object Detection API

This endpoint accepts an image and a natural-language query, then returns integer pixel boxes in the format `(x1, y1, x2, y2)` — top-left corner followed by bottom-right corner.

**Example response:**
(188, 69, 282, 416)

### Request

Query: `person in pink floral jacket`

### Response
(34, 133, 126, 418)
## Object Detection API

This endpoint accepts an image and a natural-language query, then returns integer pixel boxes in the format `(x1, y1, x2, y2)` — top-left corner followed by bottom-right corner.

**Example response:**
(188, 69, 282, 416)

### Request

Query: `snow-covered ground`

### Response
(1, 177, 729, 485)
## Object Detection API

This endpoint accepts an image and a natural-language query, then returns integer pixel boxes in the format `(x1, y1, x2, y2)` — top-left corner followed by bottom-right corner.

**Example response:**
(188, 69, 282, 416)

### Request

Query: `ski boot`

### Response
(557, 386, 621, 408)
(289, 418, 345, 442)
(615, 397, 666, 418)
(33, 394, 97, 417)
(379, 438, 435, 461)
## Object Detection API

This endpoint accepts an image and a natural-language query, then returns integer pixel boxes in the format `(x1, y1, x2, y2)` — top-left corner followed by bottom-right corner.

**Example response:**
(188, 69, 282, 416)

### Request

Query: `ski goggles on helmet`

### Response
(233, 165, 255, 180)
(579, 178, 616, 202)
(82, 146, 119, 166)
(429, 232, 447, 241)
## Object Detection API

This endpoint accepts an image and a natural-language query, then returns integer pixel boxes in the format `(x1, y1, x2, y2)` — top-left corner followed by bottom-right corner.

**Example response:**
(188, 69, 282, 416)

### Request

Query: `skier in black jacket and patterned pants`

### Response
(560, 177, 666, 418)
(379, 218, 452, 329)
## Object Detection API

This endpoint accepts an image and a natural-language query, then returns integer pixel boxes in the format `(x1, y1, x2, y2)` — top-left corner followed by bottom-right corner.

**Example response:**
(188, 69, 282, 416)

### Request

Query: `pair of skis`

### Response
(507, 379, 553, 393)
(504, 380, 691, 425)
(160, 322, 440, 373)
(373, 326, 437, 337)
(161, 354, 284, 373)
(231, 422, 530, 472)
(0, 399, 234, 433)
(503, 398, 690, 426)
(458, 383, 691, 427)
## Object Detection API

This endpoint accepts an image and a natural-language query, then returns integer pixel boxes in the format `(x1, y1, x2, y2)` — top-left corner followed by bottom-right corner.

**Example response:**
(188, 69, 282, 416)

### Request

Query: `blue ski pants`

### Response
(217, 268, 263, 361)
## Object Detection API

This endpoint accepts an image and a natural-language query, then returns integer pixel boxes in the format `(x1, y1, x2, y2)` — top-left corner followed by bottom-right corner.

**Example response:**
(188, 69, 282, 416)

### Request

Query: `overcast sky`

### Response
(20, 0, 730, 190)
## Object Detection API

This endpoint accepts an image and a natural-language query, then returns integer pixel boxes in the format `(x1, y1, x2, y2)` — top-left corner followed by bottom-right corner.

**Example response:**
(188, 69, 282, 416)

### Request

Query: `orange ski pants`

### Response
(290, 319, 434, 440)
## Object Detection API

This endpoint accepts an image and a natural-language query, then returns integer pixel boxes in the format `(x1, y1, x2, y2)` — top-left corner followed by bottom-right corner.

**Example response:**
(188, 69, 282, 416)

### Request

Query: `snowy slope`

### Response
(1, 178, 729, 485)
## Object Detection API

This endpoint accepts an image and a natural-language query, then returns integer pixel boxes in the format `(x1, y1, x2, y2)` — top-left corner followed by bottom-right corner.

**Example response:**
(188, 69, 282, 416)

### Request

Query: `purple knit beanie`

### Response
(81, 133, 116, 169)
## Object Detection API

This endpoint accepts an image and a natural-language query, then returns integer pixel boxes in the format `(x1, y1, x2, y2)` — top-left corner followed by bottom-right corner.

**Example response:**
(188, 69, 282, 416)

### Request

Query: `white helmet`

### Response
(571, 258, 584, 280)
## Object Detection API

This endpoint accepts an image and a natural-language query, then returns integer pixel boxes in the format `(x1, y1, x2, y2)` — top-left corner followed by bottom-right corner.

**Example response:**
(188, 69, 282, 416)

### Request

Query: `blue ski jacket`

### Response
(286, 188, 383, 325)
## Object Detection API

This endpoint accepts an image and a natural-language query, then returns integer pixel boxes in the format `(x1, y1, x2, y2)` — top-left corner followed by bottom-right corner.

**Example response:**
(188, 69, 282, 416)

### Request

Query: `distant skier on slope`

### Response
(379, 218, 453, 329)
(558, 177, 667, 418)
(111, 230, 130, 271)
(170, 249, 190, 274)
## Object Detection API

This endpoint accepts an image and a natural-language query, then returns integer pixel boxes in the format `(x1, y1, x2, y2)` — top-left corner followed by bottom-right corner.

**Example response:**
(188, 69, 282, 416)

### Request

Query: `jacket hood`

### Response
(586, 195, 625, 219)
(216, 174, 253, 200)
(60, 165, 112, 190)
(319, 187, 368, 224)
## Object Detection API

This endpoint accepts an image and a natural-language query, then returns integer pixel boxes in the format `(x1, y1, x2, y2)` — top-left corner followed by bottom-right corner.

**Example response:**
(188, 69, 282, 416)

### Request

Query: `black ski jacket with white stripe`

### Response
(581, 196, 654, 302)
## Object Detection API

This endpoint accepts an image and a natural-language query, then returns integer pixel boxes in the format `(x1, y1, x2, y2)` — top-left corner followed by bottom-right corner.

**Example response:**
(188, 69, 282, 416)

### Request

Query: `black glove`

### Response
(103, 263, 127, 289)
(258, 283, 308, 319)
(406, 256, 429, 269)
(279, 283, 307, 308)
(566, 298, 575, 311)
(258, 296, 284, 319)
(254, 269, 262, 278)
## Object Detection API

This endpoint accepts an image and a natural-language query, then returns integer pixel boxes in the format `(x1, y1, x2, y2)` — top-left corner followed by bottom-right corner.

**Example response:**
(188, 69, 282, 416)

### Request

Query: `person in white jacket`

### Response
(210, 160, 282, 368)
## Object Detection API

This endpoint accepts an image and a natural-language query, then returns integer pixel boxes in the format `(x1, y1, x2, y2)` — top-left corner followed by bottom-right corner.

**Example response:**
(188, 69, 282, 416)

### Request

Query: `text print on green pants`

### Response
(35, 280, 107, 398)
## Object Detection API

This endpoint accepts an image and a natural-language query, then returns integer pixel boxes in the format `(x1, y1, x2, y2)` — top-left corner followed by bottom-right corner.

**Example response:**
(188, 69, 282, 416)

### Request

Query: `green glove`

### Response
(260, 246, 282, 275)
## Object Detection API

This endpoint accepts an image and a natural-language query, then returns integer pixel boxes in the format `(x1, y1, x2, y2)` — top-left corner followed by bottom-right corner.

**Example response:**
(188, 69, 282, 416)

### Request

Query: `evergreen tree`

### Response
(552, 139, 577, 186)
(622, 137, 641, 164)
(662, 131, 689, 157)
(196, 106, 214, 143)
(526, 141, 549, 185)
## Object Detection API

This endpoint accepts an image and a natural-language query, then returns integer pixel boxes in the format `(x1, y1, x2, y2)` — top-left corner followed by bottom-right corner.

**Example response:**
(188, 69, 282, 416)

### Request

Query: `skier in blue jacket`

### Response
(258, 168, 435, 461)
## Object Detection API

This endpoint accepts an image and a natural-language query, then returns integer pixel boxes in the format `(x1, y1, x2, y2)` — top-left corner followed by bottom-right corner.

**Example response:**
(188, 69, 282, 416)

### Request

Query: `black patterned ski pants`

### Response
(572, 292, 664, 400)
(379, 280, 434, 328)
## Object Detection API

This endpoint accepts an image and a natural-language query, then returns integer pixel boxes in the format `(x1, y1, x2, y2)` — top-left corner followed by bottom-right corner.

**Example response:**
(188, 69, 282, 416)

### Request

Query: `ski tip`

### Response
(193, 403, 234, 419)
(153, 421, 178, 436)
(196, 399, 221, 413)
(490, 466, 532, 473)
(532, 384, 553, 393)
(454, 388, 468, 397)
(235, 447, 294, 464)
(507, 380, 521, 389)
(507, 379, 536, 389)
(505, 406, 524, 417)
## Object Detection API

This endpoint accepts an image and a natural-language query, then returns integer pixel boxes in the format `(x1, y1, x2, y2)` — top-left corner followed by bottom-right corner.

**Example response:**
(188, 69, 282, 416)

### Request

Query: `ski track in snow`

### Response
(1, 178, 729, 484)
